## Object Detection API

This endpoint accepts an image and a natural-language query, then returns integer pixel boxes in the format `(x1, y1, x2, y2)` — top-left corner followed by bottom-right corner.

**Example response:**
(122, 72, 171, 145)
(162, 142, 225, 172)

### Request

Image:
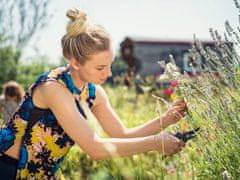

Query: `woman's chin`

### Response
(98, 81, 105, 85)
(92, 80, 105, 85)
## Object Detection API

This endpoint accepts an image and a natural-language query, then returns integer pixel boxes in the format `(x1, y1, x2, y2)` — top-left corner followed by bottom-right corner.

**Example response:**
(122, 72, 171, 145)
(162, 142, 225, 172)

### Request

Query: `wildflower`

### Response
(164, 87, 174, 97)
(170, 93, 183, 101)
(170, 80, 179, 87)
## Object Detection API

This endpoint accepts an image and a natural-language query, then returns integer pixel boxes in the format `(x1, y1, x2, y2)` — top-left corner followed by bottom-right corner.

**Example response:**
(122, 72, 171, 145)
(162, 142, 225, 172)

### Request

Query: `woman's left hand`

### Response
(161, 99, 188, 127)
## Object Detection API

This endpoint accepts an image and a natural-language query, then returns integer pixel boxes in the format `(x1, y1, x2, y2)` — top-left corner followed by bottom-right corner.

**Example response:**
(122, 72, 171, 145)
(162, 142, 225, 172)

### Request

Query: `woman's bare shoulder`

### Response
(33, 81, 73, 109)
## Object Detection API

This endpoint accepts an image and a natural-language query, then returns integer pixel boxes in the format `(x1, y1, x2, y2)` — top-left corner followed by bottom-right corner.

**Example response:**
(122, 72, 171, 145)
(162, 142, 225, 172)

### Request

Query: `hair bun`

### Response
(66, 8, 88, 36)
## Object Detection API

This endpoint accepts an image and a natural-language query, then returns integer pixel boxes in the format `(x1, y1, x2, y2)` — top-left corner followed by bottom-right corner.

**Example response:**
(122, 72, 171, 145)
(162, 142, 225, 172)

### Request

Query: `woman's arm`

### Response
(34, 82, 183, 160)
(91, 86, 187, 138)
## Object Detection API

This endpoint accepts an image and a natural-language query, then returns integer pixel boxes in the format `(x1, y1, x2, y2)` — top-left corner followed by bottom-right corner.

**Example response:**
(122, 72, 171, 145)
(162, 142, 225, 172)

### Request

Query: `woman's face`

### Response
(72, 49, 114, 85)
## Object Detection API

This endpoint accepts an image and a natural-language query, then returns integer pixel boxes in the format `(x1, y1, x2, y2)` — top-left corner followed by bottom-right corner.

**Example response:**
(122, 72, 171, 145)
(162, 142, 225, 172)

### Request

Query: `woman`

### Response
(0, 81, 24, 125)
(0, 8, 187, 179)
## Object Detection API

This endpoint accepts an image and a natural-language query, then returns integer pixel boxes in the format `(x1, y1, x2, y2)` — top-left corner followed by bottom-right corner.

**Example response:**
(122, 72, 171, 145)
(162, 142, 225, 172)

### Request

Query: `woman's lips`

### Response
(100, 78, 106, 81)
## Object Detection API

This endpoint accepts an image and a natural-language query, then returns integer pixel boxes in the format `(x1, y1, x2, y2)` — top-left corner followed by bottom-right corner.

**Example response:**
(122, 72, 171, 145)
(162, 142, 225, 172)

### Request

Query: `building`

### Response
(120, 37, 216, 76)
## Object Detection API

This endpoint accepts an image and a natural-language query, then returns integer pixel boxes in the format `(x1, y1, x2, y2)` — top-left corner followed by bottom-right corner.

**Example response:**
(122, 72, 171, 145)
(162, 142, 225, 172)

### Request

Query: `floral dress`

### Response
(0, 66, 96, 179)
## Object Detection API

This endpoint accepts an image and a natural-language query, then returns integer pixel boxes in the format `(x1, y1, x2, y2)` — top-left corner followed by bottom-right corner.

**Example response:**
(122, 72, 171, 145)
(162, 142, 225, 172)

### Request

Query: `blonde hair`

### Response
(61, 8, 111, 64)
(3, 81, 25, 103)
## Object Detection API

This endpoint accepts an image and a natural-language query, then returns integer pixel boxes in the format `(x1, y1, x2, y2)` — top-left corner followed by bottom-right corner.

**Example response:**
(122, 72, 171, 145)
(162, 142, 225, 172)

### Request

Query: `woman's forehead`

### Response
(88, 50, 114, 65)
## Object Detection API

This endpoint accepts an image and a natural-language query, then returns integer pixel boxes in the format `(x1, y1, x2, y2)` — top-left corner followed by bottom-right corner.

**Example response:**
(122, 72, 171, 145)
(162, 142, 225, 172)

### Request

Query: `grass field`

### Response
(60, 72, 240, 180)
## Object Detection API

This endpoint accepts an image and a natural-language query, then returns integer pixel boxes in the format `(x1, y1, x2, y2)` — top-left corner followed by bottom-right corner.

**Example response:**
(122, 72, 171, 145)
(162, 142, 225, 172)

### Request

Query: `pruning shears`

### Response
(174, 127, 200, 142)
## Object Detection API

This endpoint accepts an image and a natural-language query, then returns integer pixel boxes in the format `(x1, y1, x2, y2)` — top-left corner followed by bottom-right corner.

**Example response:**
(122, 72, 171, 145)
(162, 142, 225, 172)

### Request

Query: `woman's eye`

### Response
(96, 68, 104, 71)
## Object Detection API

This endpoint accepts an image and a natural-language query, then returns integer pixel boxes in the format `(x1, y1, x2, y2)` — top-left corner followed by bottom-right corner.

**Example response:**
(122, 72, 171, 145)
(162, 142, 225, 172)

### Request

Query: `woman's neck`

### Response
(68, 65, 87, 91)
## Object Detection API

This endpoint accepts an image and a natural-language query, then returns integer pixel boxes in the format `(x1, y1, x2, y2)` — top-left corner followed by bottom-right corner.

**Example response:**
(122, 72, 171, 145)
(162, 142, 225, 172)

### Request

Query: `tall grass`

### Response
(59, 78, 240, 179)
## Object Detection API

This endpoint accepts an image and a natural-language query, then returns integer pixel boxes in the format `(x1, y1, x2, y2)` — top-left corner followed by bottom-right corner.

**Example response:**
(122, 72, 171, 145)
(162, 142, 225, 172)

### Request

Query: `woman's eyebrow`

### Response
(96, 65, 107, 67)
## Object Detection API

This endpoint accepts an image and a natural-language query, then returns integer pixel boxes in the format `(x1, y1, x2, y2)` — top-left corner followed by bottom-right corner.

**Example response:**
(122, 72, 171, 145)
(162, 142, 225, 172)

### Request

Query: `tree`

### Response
(0, 0, 52, 50)
(0, 0, 52, 85)
(0, 42, 20, 88)
(16, 57, 57, 89)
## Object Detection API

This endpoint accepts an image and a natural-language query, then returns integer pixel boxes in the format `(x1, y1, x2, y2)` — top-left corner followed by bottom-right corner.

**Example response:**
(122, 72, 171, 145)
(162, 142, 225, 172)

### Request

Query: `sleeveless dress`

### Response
(0, 66, 96, 179)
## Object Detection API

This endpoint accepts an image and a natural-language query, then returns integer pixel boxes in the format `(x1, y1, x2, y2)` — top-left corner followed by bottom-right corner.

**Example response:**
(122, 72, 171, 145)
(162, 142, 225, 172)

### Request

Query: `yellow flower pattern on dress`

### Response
(13, 116, 27, 142)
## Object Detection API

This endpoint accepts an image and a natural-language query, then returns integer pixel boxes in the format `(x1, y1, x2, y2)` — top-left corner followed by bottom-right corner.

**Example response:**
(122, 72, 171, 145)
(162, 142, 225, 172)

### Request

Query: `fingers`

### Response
(178, 141, 185, 153)
(170, 107, 186, 119)
(172, 140, 185, 155)
(170, 102, 188, 118)
(164, 106, 187, 125)
(159, 133, 186, 156)
(172, 100, 188, 110)
(166, 142, 184, 156)
(178, 140, 185, 147)
(170, 136, 185, 151)
(172, 100, 187, 109)
(172, 99, 186, 106)
(169, 111, 184, 121)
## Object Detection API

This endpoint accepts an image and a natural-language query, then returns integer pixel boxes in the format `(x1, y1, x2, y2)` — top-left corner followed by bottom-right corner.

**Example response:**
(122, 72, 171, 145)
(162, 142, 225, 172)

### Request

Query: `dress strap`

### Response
(86, 83, 96, 108)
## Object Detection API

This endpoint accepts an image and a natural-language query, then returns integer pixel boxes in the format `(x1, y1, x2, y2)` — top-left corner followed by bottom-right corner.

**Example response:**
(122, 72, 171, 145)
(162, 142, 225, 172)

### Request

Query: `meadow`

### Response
(59, 83, 239, 179)
(58, 18, 240, 179)
(59, 69, 240, 179)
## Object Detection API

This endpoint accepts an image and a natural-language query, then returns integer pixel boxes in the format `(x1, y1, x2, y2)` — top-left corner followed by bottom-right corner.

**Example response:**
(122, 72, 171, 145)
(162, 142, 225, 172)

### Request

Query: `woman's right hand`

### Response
(161, 99, 188, 128)
(154, 131, 185, 156)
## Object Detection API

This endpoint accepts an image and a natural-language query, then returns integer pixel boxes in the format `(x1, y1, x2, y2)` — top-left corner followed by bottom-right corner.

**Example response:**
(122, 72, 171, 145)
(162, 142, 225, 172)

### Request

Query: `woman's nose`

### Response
(108, 69, 112, 77)
(105, 67, 112, 78)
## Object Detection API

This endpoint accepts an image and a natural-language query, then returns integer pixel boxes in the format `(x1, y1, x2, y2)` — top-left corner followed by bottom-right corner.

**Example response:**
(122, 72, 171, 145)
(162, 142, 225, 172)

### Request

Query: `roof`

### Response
(122, 36, 215, 46)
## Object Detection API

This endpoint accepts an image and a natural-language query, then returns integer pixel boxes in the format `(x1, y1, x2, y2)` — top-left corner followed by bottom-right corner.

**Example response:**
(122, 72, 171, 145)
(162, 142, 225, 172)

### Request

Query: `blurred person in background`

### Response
(0, 81, 24, 125)
(0, 8, 187, 179)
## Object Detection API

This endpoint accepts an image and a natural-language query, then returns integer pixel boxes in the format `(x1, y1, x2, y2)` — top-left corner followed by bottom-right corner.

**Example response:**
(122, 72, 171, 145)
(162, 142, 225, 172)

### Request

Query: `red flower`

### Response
(164, 87, 174, 96)
(170, 80, 179, 87)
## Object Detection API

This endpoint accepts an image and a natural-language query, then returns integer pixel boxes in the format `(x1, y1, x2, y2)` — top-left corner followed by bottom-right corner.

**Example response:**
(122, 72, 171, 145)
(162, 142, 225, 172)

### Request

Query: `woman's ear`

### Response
(70, 58, 80, 70)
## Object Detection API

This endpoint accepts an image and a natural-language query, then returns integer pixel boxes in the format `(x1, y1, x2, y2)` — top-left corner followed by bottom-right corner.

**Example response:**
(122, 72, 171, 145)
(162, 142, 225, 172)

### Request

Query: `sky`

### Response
(23, 0, 239, 64)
